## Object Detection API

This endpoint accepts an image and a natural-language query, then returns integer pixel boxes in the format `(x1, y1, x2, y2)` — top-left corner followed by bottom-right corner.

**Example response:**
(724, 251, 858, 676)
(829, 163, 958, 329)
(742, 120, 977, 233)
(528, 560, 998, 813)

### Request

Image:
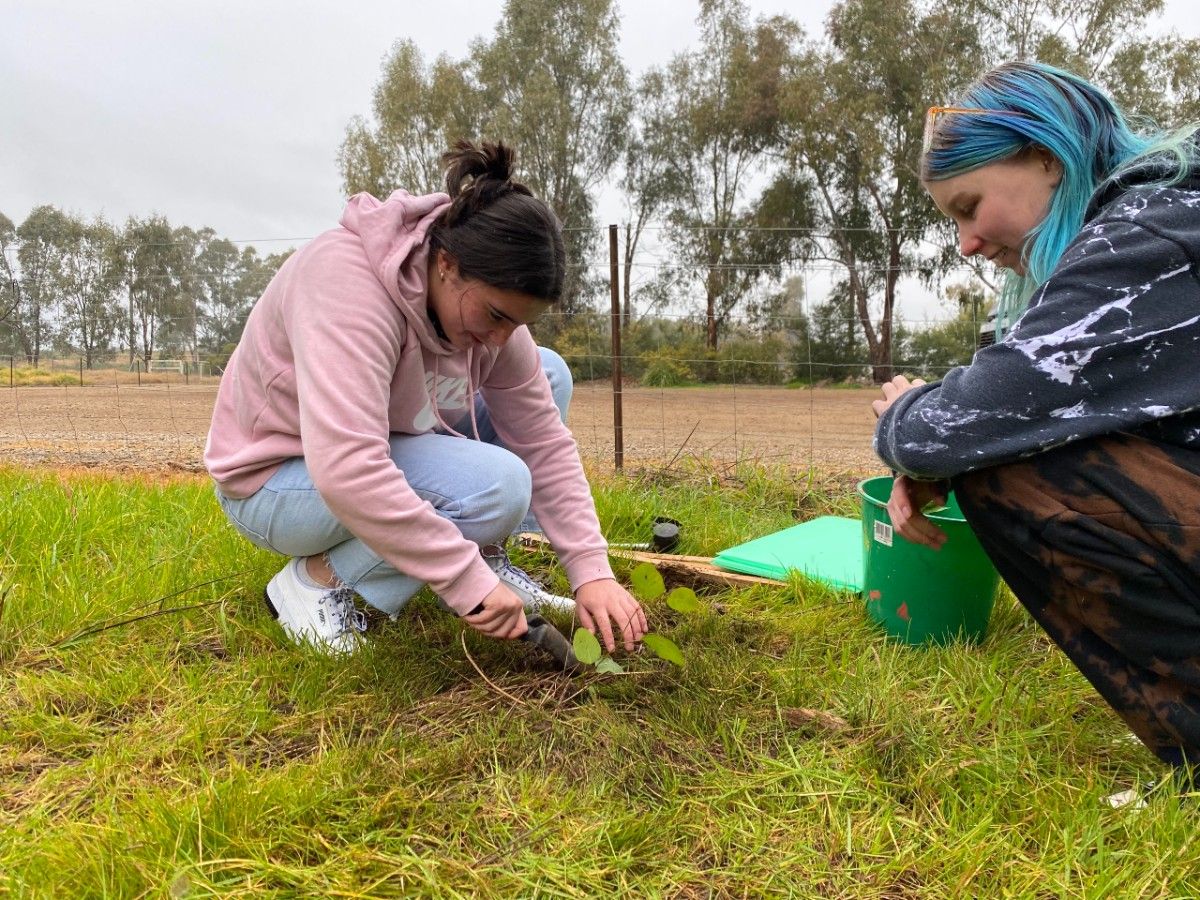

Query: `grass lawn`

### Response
(1, 465, 1195, 897)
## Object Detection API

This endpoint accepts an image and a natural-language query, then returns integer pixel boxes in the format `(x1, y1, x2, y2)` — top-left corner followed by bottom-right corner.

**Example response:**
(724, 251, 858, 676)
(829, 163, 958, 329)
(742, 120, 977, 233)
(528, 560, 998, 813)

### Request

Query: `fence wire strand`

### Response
(1, 224, 993, 478)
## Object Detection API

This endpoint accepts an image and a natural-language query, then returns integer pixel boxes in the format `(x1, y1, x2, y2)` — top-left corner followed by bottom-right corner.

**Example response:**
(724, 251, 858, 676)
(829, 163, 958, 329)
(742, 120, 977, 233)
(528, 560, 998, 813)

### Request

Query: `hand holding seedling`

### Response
(888, 475, 949, 550)
(572, 563, 695, 672)
(575, 578, 648, 652)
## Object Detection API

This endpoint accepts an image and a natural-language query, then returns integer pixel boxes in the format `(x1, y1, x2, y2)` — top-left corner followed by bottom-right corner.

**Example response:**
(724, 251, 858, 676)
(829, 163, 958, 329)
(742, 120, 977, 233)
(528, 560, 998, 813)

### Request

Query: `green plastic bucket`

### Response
(858, 476, 1000, 645)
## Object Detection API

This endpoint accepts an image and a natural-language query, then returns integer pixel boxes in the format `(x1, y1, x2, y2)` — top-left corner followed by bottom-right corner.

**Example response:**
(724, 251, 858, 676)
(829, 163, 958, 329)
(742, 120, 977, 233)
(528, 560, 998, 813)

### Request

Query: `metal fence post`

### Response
(79, 356, 84, 387)
(608, 224, 623, 471)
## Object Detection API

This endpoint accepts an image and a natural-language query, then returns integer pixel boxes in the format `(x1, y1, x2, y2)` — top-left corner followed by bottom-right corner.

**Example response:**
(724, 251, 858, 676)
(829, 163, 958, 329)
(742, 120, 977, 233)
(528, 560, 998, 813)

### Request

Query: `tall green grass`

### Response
(1, 465, 1194, 897)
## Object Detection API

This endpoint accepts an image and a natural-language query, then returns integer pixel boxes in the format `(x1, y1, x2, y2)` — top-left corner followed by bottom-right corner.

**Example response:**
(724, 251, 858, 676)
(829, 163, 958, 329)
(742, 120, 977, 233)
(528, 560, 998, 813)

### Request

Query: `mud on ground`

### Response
(0, 382, 884, 477)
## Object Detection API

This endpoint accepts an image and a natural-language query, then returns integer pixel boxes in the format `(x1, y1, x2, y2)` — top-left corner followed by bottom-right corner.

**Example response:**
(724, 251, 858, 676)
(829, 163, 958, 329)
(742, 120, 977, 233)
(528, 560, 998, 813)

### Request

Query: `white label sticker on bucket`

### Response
(873, 520, 893, 547)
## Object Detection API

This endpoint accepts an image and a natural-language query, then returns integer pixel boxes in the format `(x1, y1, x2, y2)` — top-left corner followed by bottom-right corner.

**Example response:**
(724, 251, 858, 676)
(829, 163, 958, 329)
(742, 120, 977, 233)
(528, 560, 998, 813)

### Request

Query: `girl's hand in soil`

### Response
(575, 578, 648, 653)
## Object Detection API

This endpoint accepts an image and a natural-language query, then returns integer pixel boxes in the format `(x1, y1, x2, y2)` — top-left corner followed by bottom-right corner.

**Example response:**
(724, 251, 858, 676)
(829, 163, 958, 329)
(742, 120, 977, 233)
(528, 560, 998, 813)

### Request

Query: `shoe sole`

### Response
(263, 588, 280, 620)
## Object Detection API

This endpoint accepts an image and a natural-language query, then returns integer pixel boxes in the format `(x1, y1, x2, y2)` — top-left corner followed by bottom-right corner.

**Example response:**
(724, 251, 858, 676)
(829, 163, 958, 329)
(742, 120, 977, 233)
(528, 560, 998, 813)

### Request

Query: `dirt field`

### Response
(0, 381, 884, 475)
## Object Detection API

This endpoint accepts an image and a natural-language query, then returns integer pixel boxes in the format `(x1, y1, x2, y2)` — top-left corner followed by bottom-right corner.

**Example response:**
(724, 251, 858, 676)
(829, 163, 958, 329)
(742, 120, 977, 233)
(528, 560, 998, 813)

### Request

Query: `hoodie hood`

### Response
(340, 190, 453, 355)
(1087, 133, 1200, 219)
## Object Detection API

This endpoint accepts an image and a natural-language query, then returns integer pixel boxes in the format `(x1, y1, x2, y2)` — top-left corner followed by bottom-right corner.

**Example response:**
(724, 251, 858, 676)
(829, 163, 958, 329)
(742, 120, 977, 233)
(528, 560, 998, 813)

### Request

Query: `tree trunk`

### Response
(127, 285, 135, 367)
(849, 268, 886, 382)
(705, 269, 719, 351)
(622, 221, 633, 329)
(870, 234, 902, 384)
(19, 328, 33, 367)
(140, 314, 154, 370)
(31, 302, 41, 367)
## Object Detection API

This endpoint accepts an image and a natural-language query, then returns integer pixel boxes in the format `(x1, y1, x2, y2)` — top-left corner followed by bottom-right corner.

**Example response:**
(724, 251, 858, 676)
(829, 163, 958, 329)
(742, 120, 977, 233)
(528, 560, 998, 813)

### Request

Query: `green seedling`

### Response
(573, 627, 603, 665)
(594, 657, 624, 674)
(630, 562, 666, 601)
(642, 633, 684, 667)
(572, 561, 702, 672)
(666, 586, 701, 613)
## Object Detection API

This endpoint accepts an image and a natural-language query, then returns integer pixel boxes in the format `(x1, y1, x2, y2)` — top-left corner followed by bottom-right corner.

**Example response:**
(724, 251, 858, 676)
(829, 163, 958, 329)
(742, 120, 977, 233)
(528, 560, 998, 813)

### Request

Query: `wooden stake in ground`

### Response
(515, 533, 784, 590)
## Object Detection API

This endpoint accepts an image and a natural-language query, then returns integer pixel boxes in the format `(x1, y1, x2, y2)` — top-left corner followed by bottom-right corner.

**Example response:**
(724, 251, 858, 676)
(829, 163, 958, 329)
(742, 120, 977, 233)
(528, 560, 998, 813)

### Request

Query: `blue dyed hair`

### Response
(922, 61, 1198, 337)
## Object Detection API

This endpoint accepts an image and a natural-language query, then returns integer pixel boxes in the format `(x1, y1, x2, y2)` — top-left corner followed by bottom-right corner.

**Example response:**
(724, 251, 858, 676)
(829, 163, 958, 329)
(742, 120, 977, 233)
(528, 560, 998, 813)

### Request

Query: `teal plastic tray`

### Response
(712, 516, 863, 592)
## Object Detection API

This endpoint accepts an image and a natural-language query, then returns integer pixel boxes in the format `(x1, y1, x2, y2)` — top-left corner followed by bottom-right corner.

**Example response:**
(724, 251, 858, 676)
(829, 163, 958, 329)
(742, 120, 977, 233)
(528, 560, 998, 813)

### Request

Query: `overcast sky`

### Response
(2, 0, 1195, 290)
(1, 0, 841, 244)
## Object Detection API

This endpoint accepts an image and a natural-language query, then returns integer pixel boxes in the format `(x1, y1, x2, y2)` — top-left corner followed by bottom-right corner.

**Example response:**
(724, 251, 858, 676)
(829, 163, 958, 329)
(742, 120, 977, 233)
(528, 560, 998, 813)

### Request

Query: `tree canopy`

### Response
(12, 0, 1199, 378)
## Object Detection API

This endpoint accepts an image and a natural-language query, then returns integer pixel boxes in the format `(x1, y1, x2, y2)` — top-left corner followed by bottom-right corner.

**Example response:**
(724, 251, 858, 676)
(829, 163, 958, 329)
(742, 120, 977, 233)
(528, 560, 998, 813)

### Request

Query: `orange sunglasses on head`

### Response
(921, 105, 1032, 155)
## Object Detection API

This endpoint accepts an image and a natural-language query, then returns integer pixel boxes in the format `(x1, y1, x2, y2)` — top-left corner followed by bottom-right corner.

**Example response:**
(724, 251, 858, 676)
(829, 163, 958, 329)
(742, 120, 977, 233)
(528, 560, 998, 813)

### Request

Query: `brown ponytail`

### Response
(429, 140, 565, 302)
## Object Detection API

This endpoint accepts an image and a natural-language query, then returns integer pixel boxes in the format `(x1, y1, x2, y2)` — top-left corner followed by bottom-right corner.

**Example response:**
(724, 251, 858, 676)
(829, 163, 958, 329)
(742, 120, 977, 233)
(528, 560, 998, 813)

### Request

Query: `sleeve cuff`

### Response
(439, 560, 502, 616)
(563, 549, 616, 593)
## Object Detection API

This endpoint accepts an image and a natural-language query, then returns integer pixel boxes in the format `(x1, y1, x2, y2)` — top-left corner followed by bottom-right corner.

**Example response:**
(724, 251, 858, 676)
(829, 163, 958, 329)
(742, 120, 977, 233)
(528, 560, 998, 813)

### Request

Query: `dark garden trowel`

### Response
(521, 614, 580, 673)
(466, 602, 579, 673)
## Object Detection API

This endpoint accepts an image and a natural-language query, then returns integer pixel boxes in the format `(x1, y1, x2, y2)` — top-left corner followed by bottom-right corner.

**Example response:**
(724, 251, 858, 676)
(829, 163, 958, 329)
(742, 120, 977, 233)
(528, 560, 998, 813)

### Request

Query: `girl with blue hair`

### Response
(872, 61, 1200, 789)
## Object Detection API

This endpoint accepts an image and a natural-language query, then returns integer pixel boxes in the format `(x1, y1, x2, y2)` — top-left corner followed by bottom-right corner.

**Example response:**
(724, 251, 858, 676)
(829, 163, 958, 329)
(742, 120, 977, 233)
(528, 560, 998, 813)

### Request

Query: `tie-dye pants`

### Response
(954, 432, 1200, 769)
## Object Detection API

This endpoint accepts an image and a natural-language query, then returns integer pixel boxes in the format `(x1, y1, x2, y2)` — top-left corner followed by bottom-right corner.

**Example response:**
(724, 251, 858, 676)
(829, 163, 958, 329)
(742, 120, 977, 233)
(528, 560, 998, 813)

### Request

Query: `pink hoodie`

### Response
(204, 190, 614, 614)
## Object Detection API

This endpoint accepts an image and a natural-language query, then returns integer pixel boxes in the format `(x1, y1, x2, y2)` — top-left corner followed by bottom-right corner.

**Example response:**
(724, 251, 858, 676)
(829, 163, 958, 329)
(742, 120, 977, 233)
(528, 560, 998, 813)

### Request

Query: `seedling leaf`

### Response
(643, 633, 684, 667)
(595, 657, 624, 675)
(630, 562, 666, 600)
(573, 627, 602, 665)
(666, 586, 701, 613)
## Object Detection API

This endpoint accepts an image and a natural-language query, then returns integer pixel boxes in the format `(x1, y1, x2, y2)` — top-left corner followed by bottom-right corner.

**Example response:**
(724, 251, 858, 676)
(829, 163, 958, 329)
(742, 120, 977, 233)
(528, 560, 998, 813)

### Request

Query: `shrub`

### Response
(543, 312, 613, 382)
(639, 351, 695, 387)
(7, 368, 79, 387)
(624, 319, 711, 382)
(716, 336, 788, 384)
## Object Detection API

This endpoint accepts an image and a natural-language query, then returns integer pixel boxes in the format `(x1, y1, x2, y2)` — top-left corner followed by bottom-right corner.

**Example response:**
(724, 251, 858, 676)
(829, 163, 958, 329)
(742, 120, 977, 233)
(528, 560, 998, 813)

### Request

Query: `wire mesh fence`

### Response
(1, 224, 994, 477)
(3, 354, 220, 388)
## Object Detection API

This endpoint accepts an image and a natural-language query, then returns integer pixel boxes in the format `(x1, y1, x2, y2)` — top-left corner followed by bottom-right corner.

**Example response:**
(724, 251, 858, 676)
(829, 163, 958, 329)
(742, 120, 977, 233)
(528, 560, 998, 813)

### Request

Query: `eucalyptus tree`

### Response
(796, 281, 869, 381)
(0, 213, 18, 333)
(15, 205, 75, 366)
(193, 230, 250, 354)
(166, 226, 203, 361)
(777, 0, 981, 382)
(472, 0, 631, 317)
(617, 70, 675, 328)
(777, 0, 1199, 383)
(928, 0, 1200, 293)
(244, 249, 291, 307)
(340, 0, 631, 322)
(194, 234, 283, 355)
(966, 0, 1200, 125)
(641, 0, 808, 350)
(120, 215, 191, 369)
(339, 40, 481, 197)
(51, 217, 123, 368)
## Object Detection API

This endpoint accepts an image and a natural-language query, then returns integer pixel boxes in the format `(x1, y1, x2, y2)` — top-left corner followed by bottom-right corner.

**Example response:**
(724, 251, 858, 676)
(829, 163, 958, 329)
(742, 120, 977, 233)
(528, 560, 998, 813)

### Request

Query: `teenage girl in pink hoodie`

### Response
(205, 140, 647, 655)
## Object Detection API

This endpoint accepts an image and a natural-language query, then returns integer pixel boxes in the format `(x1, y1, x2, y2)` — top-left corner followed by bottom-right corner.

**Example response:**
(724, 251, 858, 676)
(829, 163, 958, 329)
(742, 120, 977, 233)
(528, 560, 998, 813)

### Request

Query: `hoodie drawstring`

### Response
(428, 346, 481, 441)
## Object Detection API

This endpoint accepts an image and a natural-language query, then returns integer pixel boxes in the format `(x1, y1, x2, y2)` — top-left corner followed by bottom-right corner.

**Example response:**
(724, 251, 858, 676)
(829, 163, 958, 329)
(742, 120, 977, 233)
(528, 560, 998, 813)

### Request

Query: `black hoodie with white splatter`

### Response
(875, 154, 1200, 480)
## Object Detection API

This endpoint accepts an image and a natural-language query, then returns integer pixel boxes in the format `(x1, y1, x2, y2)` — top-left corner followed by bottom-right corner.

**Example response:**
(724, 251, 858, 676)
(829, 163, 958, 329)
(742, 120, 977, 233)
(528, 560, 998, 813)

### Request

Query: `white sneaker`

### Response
(1104, 788, 1148, 810)
(481, 544, 576, 614)
(264, 558, 367, 655)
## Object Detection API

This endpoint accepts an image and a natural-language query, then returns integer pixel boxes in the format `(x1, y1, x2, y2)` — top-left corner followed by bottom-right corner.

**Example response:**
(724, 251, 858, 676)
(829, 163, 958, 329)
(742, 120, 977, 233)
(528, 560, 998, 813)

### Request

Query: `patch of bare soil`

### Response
(0, 382, 885, 476)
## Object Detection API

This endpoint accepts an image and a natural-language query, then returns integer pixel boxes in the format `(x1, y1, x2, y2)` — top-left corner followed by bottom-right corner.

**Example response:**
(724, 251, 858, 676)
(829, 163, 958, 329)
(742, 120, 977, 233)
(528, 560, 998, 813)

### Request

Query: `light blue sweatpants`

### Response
(215, 347, 572, 616)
